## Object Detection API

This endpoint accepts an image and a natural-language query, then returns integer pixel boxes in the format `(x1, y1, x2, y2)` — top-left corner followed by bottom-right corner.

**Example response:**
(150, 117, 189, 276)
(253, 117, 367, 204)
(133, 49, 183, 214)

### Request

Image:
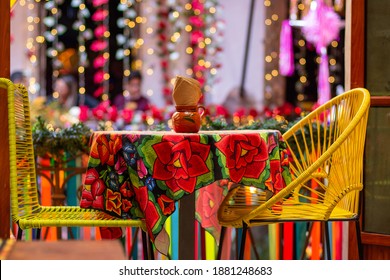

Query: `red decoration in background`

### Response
(90, 1, 109, 99)
(156, 0, 172, 104)
(91, 9, 108, 21)
(94, 25, 108, 37)
(92, 0, 109, 6)
(93, 55, 107, 68)
(188, 0, 223, 99)
(190, 1, 207, 91)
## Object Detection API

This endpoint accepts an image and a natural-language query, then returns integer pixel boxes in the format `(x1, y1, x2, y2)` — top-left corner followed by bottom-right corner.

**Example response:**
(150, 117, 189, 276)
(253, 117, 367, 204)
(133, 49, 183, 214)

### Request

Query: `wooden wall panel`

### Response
(346, 0, 365, 259)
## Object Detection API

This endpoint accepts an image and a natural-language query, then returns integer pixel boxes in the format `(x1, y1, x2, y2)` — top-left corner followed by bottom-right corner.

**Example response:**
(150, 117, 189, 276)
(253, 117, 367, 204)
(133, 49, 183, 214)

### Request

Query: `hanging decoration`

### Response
(279, 20, 294, 77)
(43, 0, 67, 97)
(116, 0, 135, 87)
(116, 0, 144, 97)
(294, 35, 309, 103)
(186, 0, 223, 98)
(153, 0, 223, 104)
(90, 0, 110, 100)
(156, 0, 170, 102)
(263, 0, 284, 107)
(18, 0, 43, 96)
(72, 0, 92, 105)
(202, 0, 223, 93)
(155, 0, 187, 103)
(301, 0, 341, 105)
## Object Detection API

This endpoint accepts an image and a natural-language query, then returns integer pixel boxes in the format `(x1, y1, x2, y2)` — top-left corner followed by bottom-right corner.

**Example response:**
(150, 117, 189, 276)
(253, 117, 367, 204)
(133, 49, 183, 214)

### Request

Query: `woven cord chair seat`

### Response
(16, 206, 145, 230)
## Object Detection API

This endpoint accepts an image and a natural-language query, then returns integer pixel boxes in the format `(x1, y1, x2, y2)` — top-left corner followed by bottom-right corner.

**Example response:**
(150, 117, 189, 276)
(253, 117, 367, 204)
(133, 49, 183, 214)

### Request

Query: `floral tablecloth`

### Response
(80, 130, 291, 254)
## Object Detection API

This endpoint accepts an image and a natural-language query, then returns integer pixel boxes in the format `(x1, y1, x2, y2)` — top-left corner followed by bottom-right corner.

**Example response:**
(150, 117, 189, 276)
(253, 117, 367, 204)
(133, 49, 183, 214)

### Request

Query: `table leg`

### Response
(178, 193, 195, 260)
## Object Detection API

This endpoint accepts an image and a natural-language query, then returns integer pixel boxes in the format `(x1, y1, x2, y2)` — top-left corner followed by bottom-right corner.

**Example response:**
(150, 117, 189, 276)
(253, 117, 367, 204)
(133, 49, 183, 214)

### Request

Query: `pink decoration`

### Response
(90, 40, 108, 52)
(233, 108, 245, 118)
(92, 0, 109, 6)
(302, 0, 341, 53)
(107, 106, 118, 122)
(79, 105, 89, 122)
(94, 70, 105, 84)
(191, 30, 204, 44)
(279, 20, 294, 76)
(189, 16, 204, 28)
(122, 109, 134, 123)
(92, 107, 105, 120)
(318, 52, 330, 105)
(93, 86, 104, 97)
(93, 55, 107, 68)
(94, 25, 108, 38)
(151, 106, 163, 121)
(191, 0, 204, 13)
(92, 9, 108, 21)
(216, 106, 229, 118)
(302, 0, 341, 105)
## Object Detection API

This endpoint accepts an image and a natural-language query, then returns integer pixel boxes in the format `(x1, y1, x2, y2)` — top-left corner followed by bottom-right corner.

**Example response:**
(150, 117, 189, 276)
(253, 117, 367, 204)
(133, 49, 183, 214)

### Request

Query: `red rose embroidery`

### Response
(133, 185, 160, 231)
(80, 169, 105, 210)
(152, 135, 210, 193)
(215, 134, 269, 183)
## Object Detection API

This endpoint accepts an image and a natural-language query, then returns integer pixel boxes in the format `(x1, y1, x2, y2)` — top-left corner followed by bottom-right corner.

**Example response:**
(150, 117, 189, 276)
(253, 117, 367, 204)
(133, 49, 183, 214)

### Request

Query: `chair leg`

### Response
(148, 236, 155, 260)
(17, 227, 23, 240)
(248, 228, 260, 260)
(141, 230, 148, 260)
(128, 228, 139, 260)
(216, 226, 226, 260)
(36, 228, 41, 240)
(355, 220, 363, 260)
(300, 222, 314, 260)
(323, 222, 331, 260)
(238, 223, 248, 260)
(67, 228, 75, 240)
(279, 223, 284, 259)
(43, 227, 50, 240)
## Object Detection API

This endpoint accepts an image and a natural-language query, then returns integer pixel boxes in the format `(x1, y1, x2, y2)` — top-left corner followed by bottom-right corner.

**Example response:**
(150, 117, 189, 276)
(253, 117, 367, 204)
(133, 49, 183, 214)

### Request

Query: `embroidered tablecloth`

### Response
(80, 130, 291, 254)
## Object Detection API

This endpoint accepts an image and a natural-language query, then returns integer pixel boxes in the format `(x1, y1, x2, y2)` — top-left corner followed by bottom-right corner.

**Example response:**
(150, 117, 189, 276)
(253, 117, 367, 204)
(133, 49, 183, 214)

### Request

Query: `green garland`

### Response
(31, 113, 325, 163)
(200, 115, 295, 133)
(32, 116, 92, 160)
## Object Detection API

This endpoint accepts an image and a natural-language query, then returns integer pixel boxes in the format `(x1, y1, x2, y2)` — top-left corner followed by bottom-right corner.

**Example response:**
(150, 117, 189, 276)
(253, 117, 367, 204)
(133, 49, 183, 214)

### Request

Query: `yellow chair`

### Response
(1, 78, 151, 259)
(218, 88, 370, 259)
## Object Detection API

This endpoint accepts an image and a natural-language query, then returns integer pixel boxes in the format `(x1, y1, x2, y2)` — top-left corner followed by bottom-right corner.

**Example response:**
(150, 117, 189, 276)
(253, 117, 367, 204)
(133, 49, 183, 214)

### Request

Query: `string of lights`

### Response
(20, 0, 42, 96)
(73, 0, 92, 105)
(186, 0, 222, 97)
(116, 0, 145, 98)
(43, 0, 67, 100)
